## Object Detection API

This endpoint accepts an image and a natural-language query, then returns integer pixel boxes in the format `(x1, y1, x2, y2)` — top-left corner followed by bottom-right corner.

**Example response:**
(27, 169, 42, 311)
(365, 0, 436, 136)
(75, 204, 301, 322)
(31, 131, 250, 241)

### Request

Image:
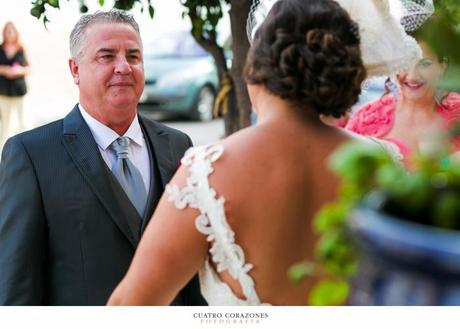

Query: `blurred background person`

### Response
(0, 21, 30, 147)
(318, 0, 424, 131)
(344, 0, 459, 162)
(346, 37, 460, 162)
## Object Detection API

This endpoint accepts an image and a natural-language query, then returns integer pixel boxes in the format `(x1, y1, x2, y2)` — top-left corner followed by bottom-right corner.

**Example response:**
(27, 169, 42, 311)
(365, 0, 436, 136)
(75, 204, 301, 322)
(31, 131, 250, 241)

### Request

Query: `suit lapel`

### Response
(140, 116, 175, 188)
(139, 116, 176, 231)
(62, 106, 141, 247)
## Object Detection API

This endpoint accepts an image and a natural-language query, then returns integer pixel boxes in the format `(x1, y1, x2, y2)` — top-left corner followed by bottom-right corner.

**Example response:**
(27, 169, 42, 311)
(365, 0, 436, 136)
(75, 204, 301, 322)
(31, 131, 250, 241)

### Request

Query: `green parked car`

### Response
(138, 31, 219, 121)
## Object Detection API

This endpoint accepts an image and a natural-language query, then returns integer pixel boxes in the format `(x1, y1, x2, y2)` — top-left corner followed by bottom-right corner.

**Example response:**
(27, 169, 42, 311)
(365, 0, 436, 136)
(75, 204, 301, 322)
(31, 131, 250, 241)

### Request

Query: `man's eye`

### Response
(100, 54, 113, 60)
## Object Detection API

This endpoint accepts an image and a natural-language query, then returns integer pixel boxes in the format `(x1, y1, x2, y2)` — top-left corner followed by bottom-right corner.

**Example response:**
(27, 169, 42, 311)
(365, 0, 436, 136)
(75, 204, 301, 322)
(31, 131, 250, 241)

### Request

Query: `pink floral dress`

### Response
(345, 93, 460, 158)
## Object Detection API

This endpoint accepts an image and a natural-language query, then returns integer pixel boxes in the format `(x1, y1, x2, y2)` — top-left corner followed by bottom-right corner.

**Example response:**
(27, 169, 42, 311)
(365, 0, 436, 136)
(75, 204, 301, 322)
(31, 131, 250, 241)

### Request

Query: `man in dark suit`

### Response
(0, 10, 205, 305)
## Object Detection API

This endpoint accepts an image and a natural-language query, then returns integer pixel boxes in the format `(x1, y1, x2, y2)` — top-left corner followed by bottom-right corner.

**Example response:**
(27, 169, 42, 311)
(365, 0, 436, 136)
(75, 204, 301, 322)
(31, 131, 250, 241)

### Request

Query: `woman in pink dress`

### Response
(346, 41, 460, 162)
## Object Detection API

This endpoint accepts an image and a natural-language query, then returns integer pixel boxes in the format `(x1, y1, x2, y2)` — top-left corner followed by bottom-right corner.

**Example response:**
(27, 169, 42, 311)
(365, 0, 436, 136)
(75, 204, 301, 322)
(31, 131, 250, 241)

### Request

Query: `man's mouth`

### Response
(110, 82, 134, 87)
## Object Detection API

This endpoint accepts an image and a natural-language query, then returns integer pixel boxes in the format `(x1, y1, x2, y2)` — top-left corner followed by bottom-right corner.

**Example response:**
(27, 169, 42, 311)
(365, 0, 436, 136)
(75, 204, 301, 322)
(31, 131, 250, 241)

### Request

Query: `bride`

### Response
(108, 0, 420, 305)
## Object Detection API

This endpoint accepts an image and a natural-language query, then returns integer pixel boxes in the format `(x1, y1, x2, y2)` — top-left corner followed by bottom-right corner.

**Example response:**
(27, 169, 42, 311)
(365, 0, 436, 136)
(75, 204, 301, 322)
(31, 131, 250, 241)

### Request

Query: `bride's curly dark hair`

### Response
(245, 0, 366, 118)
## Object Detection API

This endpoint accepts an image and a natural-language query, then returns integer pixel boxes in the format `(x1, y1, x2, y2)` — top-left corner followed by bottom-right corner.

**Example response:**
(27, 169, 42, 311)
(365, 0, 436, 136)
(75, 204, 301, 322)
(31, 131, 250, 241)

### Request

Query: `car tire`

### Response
(191, 85, 215, 122)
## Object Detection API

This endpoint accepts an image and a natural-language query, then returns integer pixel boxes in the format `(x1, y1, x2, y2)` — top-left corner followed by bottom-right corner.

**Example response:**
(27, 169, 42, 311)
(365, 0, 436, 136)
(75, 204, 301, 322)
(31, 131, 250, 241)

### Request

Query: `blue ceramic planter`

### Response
(347, 208, 460, 305)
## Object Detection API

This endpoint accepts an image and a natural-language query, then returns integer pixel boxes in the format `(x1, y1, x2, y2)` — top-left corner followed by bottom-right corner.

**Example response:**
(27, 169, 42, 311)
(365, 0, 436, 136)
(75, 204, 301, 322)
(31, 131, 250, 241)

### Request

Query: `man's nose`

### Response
(114, 57, 132, 75)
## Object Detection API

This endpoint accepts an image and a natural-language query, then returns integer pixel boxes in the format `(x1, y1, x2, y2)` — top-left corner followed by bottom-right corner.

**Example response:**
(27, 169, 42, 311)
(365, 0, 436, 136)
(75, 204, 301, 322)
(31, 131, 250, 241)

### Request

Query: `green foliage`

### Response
(431, 190, 460, 229)
(314, 202, 352, 234)
(420, 0, 460, 91)
(180, 0, 229, 42)
(317, 230, 358, 277)
(148, 4, 154, 19)
(30, 1, 47, 19)
(301, 132, 460, 305)
(48, 0, 60, 8)
(288, 262, 316, 283)
(435, 0, 460, 24)
(30, 0, 155, 26)
(308, 280, 349, 306)
(288, 142, 397, 305)
(329, 143, 392, 194)
(330, 140, 460, 229)
(79, 2, 88, 13)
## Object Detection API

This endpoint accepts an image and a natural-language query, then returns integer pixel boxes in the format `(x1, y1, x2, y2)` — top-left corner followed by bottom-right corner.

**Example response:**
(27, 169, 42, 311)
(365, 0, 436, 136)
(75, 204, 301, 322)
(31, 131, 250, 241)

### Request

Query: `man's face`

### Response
(69, 22, 144, 128)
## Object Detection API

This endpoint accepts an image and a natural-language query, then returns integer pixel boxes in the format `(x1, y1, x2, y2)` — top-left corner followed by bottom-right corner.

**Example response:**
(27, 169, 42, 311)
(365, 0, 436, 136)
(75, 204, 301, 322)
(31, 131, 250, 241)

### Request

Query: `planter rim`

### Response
(349, 207, 460, 273)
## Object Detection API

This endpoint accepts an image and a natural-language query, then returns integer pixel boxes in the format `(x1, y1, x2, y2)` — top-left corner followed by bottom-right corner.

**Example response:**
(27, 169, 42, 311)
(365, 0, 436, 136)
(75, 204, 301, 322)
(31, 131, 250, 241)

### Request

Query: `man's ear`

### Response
(69, 58, 80, 85)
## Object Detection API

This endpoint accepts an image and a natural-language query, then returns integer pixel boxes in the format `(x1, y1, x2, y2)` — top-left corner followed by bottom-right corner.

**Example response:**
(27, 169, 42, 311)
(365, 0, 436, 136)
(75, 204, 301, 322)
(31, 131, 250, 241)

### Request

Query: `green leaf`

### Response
(30, 6, 44, 19)
(308, 280, 349, 306)
(288, 262, 316, 283)
(47, 0, 59, 8)
(79, 4, 88, 13)
(421, 10, 460, 67)
(431, 191, 460, 229)
(148, 4, 154, 19)
(314, 203, 350, 233)
(114, 0, 135, 10)
(317, 232, 357, 277)
(329, 142, 390, 187)
(439, 65, 460, 92)
(43, 15, 50, 29)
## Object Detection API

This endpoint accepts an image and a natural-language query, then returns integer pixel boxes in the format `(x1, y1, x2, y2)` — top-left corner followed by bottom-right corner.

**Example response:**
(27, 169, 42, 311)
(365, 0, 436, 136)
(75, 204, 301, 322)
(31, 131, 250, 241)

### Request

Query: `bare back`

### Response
(207, 118, 349, 305)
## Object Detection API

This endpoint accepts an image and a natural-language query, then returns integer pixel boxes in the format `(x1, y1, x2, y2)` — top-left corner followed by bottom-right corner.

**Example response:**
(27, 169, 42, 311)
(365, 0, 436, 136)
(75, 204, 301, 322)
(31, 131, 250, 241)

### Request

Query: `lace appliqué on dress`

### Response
(166, 143, 267, 305)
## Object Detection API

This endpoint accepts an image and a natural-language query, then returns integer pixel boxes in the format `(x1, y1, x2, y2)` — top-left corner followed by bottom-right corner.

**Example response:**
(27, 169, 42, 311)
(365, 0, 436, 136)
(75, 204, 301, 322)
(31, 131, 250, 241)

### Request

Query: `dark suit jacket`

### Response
(0, 105, 206, 305)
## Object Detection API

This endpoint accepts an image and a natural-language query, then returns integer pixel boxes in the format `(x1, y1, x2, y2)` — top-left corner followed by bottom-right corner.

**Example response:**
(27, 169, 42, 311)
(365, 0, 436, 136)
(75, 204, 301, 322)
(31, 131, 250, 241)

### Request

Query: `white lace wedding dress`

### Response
(166, 143, 269, 305)
(165, 137, 401, 306)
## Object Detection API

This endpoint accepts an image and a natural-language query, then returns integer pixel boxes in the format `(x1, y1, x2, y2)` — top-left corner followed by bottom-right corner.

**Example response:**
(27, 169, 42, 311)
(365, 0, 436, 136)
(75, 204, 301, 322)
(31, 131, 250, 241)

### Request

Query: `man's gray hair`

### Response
(69, 9, 141, 60)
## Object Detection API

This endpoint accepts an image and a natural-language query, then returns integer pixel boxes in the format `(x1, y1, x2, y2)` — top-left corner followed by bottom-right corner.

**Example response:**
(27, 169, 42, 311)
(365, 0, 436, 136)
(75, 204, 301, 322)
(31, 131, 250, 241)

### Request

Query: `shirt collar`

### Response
(78, 104, 145, 150)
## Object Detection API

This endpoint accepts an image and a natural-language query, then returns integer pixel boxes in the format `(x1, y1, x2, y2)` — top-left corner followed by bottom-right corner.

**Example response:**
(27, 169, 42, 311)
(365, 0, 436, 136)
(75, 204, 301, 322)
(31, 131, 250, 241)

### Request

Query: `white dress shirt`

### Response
(79, 105, 151, 194)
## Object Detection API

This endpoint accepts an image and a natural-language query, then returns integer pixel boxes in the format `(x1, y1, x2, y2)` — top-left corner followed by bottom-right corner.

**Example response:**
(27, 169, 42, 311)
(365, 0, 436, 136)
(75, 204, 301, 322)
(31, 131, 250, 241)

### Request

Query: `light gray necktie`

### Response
(111, 136, 147, 217)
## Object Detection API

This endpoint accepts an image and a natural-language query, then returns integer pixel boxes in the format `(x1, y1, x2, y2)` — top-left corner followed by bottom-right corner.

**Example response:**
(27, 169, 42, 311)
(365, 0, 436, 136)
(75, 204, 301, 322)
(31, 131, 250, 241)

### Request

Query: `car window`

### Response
(145, 31, 208, 58)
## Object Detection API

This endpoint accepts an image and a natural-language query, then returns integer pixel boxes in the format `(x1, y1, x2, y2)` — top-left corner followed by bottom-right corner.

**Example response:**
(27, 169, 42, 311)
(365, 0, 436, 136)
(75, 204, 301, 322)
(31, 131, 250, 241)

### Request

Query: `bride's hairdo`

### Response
(244, 0, 366, 118)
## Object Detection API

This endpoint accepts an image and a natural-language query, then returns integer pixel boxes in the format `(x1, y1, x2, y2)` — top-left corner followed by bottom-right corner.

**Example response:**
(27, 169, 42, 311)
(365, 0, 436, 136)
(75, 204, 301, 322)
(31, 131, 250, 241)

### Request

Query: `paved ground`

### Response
(164, 119, 224, 146)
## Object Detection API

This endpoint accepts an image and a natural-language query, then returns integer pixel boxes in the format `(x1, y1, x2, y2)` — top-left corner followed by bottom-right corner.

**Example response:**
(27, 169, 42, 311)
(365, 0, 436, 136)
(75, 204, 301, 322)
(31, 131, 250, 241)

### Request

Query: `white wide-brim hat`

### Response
(247, 0, 434, 78)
